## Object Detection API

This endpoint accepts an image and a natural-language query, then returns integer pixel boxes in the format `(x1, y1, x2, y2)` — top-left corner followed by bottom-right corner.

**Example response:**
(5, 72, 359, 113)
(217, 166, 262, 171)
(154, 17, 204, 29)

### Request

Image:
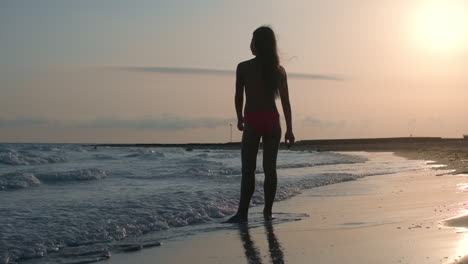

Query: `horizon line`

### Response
(3, 136, 466, 145)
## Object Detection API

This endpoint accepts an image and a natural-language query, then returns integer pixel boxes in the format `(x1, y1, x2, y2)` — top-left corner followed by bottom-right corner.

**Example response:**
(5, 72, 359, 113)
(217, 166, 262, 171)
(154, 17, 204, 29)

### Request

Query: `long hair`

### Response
(252, 26, 281, 99)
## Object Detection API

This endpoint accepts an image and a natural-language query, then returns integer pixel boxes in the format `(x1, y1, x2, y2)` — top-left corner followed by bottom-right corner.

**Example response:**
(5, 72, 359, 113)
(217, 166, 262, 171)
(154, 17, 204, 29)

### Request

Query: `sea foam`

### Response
(0, 149, 66, 166)
(0, 169, 107, 191)
(0, 172, 40, 190)
(37, 169, 107, 183)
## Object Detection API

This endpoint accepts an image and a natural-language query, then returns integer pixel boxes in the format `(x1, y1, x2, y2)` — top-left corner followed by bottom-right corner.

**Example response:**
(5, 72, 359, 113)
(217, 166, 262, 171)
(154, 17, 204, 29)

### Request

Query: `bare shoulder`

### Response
(237, 59, 255, 70)
(236, 59, 256, 80)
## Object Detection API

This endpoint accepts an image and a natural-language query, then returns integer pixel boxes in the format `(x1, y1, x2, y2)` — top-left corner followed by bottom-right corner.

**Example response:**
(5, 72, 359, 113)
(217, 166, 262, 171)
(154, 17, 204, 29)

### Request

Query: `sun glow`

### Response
(410, 0, 468, 53)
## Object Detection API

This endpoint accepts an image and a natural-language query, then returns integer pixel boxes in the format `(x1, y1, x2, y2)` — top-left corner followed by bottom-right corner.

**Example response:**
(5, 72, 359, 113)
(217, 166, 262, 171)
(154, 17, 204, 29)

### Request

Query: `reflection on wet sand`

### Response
(238, 224, 262, 264)
(238, 222, 285, 264)
(264, 222, 285, 263)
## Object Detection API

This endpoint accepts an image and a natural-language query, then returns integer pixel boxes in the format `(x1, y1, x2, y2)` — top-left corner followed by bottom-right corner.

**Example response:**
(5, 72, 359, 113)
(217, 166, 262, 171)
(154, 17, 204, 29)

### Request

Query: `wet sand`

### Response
(107, 160, 468, 264)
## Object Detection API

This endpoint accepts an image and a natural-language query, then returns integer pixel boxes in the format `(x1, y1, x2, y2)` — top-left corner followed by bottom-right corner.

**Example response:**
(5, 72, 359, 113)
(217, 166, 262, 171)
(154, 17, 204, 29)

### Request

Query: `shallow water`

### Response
(0, 144, 430, 263)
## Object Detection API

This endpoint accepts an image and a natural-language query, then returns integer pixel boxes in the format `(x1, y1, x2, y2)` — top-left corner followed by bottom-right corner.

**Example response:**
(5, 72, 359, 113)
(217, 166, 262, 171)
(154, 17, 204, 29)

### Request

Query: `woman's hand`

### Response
(237, 118, 244, 131)
(285, 130, 295, 148)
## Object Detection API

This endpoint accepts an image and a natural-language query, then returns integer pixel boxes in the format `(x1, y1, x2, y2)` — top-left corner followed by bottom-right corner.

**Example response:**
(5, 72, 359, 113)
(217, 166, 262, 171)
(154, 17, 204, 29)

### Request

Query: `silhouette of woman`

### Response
(227, 26, 295, 223)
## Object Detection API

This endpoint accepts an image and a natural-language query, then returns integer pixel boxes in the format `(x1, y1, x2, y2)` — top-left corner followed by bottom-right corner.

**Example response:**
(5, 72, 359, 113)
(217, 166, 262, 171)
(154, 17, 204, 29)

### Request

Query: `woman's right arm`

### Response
(278, 66, 295, 146)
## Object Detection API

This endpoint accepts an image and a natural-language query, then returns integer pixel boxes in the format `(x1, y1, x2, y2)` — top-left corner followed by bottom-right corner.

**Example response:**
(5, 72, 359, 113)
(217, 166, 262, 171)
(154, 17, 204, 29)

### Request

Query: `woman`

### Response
(227, 26, 295, 223)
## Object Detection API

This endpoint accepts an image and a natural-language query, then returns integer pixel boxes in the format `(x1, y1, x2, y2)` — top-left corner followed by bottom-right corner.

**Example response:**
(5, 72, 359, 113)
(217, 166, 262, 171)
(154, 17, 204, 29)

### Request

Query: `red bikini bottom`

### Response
(244, 111, 280, 135)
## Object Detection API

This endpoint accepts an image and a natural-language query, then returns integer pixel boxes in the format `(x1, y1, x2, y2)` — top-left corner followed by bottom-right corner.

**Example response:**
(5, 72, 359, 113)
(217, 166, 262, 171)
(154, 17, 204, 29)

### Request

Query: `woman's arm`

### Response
(278, 66, 295, 146)
(235, 63, 245, 131)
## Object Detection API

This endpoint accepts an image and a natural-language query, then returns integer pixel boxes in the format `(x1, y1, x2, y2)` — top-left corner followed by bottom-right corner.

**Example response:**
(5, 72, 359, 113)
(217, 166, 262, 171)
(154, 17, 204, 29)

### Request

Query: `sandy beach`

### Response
(106, 151, 468, 264)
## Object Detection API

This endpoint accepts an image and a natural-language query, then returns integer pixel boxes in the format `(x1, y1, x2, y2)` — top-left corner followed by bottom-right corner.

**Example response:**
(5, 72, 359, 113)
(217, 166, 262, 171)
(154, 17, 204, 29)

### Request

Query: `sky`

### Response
(1, 0, 467, 143)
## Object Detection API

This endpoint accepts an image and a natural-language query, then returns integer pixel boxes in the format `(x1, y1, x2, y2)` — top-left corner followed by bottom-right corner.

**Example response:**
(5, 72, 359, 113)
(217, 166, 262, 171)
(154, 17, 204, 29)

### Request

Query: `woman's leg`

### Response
(262, 124, 281, 220)
(226, 124, 260, 223)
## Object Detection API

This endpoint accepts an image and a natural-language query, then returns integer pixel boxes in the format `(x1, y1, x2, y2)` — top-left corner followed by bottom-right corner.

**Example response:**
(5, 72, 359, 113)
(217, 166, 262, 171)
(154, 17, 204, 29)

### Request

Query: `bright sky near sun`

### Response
(0, 0, 467, 143)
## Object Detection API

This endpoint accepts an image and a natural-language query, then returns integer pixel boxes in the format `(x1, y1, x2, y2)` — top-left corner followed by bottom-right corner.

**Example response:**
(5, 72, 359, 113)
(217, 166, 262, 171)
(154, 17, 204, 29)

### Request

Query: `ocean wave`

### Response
(93, 154, 117, 160)
(0, 171, 363, 263)
(0, 169, 107, 191)
(209, 153, 238, 159)
(124, 150, 165, 158)
(183, 160, 364, 179)
(0, 194, 238, 263)
(0, 150, 66, 166)
(184, 167, 242, 177)
(0, 172, 40, 190)
(0, 145, 423, 264)
(166, 161, 366, 180)
(22, 144, 66, 152)
(37, 169, 107, 183)
(0, 166, 395, 264)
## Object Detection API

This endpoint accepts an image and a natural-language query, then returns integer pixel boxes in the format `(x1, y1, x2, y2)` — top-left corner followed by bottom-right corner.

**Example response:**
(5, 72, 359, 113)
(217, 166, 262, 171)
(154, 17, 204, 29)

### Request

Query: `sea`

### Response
(0, 143, 431, 264)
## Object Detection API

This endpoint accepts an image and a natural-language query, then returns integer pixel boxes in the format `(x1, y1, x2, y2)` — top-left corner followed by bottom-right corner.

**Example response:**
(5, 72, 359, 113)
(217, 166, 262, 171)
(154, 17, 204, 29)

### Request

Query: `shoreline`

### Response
(105, 152, 468, 264)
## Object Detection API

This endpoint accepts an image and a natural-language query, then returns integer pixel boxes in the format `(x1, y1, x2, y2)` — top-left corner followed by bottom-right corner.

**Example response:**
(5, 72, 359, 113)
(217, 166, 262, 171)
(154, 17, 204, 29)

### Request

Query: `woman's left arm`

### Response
(235, 63, 245, 131)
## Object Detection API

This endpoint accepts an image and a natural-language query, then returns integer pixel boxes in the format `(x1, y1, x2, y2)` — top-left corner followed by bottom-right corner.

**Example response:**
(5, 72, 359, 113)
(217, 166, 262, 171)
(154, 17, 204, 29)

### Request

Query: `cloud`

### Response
(301, 116, 346, 128)
(0, 117, 60, 127)
(73, 115, 235, 130)
(1, 116, 349, 130)
(121, 66, 344, 81)
(0, 115, 235, 131)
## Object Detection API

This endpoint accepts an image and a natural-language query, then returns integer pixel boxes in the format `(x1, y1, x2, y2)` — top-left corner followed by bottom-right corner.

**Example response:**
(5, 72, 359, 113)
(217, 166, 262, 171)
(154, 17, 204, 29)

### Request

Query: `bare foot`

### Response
(224, 214, 248, 223)
(263, 210, 274, 221)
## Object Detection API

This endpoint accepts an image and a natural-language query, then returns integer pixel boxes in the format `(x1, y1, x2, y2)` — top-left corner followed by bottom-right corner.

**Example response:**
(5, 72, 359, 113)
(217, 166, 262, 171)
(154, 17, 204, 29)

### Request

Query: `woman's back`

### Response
(238, 58, 282, 114)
